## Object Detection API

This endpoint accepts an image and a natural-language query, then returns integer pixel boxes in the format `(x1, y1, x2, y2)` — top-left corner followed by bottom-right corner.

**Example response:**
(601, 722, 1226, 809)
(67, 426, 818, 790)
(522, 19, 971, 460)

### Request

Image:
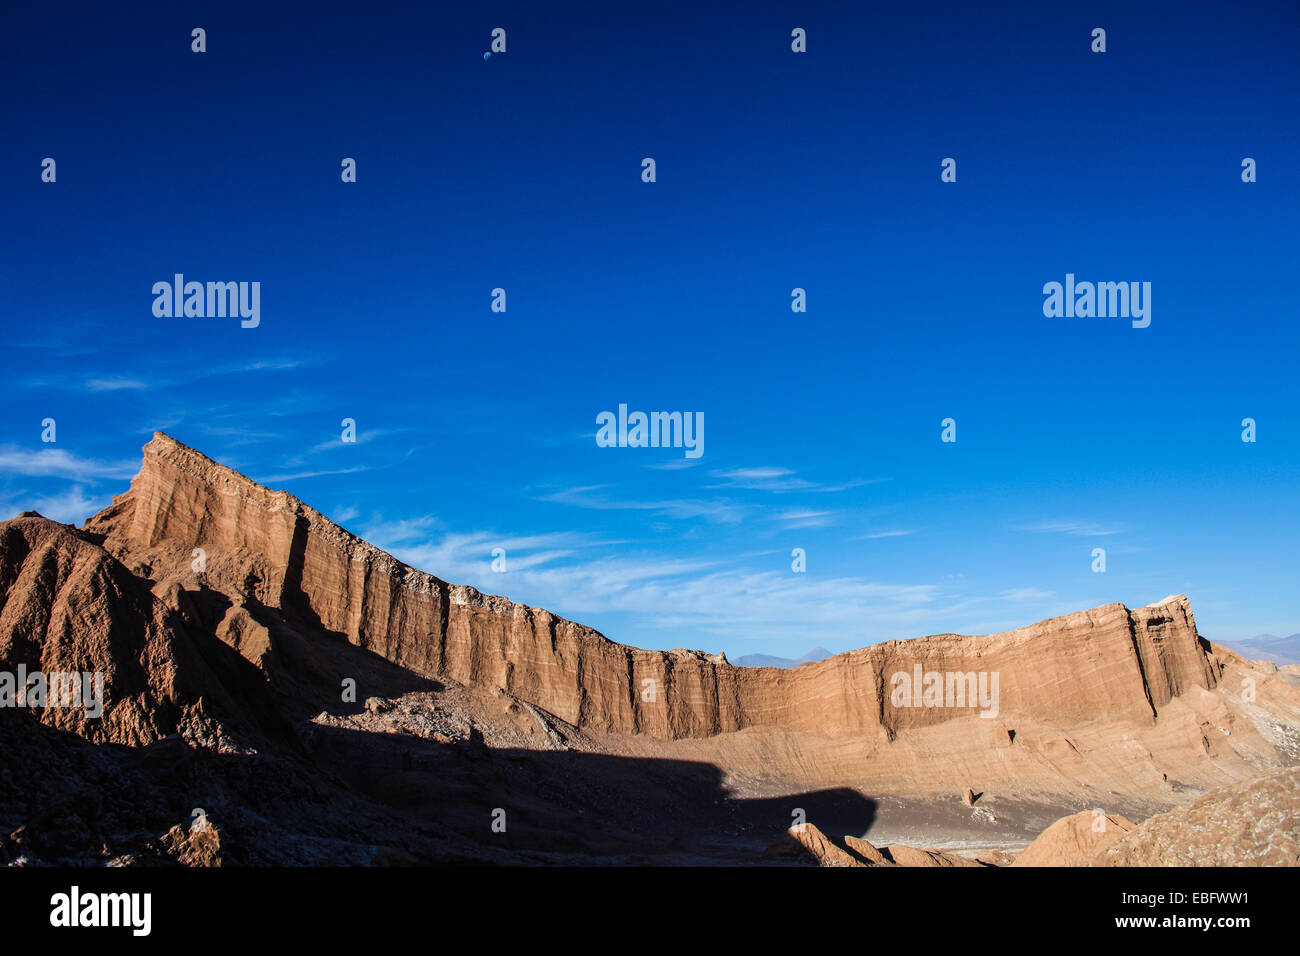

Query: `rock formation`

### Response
(1012, 810, 1136, 866)
(2, 431, 1298, 866)
(71, 435, 1294, 801)
(842, 834, 893, 865)
(0, 513, 285, 748)
(878, 844, 985, 867)
(1012, 766, 1300, 867)
(1093, 765, 1300, 866)
(83, 435, 1219, 742)
(763, 824, 867, 867)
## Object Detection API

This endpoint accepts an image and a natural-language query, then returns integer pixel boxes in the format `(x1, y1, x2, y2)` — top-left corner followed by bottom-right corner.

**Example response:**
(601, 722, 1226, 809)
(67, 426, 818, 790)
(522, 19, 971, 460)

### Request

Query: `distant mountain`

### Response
(1220, 634, 1300, 666)
(733, 647, 834, 669)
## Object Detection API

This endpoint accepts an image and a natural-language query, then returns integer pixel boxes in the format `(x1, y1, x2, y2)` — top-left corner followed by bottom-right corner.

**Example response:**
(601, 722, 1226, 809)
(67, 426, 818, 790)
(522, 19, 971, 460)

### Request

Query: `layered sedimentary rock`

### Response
(0, 514, 281, 747)
(84, 433, 1219, 745)
(4, 431, 1300, 866)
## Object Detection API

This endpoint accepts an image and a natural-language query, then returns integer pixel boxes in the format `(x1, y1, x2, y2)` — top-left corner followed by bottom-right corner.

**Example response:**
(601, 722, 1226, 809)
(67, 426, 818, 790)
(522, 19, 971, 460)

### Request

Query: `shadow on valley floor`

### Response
(304, 720, 878, 863)
(0, 706, 875, 866)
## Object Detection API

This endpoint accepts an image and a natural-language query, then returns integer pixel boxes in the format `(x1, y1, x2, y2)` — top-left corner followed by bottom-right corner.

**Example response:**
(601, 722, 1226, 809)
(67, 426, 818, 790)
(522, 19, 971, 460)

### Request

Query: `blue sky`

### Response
(2, 1, 1297, 655)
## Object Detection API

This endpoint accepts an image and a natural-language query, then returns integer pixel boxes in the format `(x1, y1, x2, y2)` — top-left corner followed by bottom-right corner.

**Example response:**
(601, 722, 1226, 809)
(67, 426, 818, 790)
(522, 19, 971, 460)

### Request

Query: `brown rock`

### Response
(159, 820, 225, 867)
(0, 514, 286, 747)
(1012, 811, 1136, 866)
(763, 824, 864, 867)
(842, 834, 893, 866)
(2, 432, 1296, 867)
(1093, 766, 1300, 866)
(881, 844, 984, 867)
(80, 434, 1223, 752)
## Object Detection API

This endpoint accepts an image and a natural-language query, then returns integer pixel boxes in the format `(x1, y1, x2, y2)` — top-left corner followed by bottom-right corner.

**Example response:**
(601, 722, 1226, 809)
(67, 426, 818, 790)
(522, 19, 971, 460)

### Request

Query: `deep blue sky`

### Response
(2, 1, 1297, 655)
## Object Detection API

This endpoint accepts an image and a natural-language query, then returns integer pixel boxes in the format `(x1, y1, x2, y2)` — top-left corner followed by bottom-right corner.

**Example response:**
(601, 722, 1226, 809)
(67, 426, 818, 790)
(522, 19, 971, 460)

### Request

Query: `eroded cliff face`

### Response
(0, 515, 285, 747)
(81, 432, 1218, 744)
(5, 432, 1299, 864)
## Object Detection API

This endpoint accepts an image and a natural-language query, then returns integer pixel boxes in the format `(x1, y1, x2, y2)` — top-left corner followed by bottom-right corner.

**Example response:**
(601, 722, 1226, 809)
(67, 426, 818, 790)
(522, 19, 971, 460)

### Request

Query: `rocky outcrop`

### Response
(1093, 766, 1300, 866)
(843, 835, 893, 865)
(1009, 766, 1300, 867)
(1012, 810, 1136, 866)
(763, 826, 992, 867)
(879, 844, 985, 867)
(0, 514, 284, 747)
(762, 826, 991, 867)
(763, 824, 867, 867)
(82, 433, 1220, 745)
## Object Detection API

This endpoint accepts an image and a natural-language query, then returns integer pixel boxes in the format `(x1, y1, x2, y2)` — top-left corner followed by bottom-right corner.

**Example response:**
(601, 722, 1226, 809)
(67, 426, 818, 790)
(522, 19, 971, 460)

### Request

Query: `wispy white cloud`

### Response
(308, 427, 407, 454)
(718, 467, 796, 482)
(857, 529, 914, 539)
(27, 486, 109, 525)
(261, 441, 421, 484)
(0, 445, 137, 482)
(355, 510, 948, 648)
(191, 424, 284, 447)
(262, 464, 373, 483)
(645, 458, 703, 471)
(17, 356, 312, 395)
(364, 519, 605, 568)
(86, 377, 150, 391)
(356, 514, 442, 544)
(777, 509, 834, 529)
(236, 360, 301, 373)
(542, 485, 747, 524)
(1020, 519, 1122, 537)
(999, 587, 1055, 602)
(708, 466, 882, 494)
